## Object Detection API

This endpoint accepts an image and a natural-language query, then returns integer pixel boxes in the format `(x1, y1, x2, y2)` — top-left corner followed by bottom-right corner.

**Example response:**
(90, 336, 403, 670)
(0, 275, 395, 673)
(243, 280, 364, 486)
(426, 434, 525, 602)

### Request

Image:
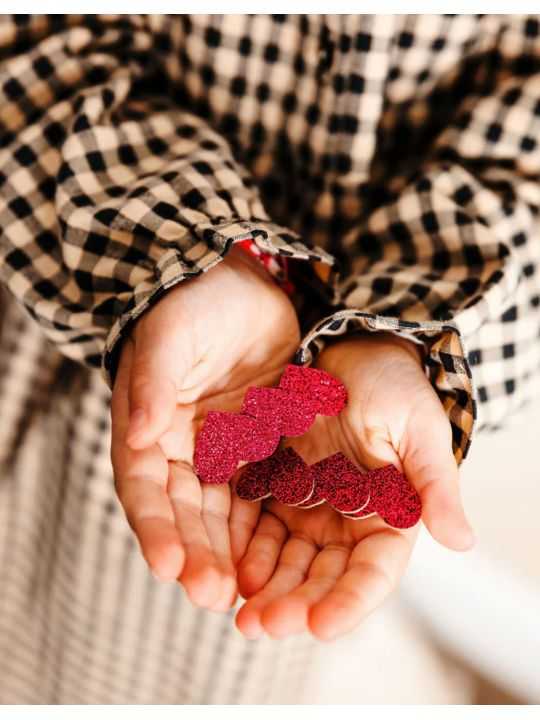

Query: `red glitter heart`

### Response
(242, 419, 282, 463)
(296, 467, 326, 508)
(279, 365, 347, 416)
(296, 486, 326, 509)
(194, 364, 348, 485)
(235, 447, 314, 505)
(241, 386, 318, 436)
(235, 460, 272, 501)
(364, 465, 422, 529)
(268, 447, 314, 506)
(311, 453, 371, 513)
(194, 412, 280, 484)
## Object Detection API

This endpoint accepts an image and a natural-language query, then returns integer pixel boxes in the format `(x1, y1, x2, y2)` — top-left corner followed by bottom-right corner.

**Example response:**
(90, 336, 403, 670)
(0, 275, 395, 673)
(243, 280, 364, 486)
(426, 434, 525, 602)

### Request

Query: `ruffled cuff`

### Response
(102, 218, 334, 386)
(295, 309, 477, 464)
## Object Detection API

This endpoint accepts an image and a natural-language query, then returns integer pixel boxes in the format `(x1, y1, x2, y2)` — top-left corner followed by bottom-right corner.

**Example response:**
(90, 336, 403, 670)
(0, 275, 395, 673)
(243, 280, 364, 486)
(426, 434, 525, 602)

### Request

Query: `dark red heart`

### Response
(235, 447, 314, 505)
(311, 452, 371, 513)
(296, 482, 326, 509)
(235, 459, 272, 501)
(233, 444, 421, 529)
(268, 447, 314, 505)
(363, 465, 422, 529)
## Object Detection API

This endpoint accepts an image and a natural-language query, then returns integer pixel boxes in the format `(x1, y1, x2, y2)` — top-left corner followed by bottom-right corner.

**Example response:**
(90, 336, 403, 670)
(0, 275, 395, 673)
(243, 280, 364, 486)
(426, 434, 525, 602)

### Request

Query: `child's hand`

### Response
(232, 333, 474, 640)
(110, 245, 300, 611)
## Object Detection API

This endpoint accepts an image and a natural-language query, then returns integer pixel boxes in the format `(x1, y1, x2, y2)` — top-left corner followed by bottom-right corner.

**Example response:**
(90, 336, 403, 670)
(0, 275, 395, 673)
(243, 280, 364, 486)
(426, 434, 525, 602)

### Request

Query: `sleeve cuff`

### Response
(294, 309, 477, 464)
(102, 218, 335, 387)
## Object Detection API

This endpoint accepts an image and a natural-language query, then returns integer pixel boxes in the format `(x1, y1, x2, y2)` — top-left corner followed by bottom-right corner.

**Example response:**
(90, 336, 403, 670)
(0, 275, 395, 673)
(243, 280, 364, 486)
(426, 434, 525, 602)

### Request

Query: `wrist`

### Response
(322, 330, 425, 368)
(230, 238, 295, 295)
(374, 331, 425, 366)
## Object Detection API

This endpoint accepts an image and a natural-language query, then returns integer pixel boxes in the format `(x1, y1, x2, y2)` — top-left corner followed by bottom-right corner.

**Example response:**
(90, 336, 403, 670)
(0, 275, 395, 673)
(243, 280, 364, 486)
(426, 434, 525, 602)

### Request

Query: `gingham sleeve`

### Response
(0, 15, 332, 384)
(296, 17, 540, 464)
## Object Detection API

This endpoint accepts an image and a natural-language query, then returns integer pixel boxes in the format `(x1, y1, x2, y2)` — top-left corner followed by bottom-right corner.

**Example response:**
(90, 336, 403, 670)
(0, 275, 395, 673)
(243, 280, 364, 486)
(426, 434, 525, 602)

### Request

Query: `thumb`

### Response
(126, 318, 183, 450)
(402, 414, 475, 552)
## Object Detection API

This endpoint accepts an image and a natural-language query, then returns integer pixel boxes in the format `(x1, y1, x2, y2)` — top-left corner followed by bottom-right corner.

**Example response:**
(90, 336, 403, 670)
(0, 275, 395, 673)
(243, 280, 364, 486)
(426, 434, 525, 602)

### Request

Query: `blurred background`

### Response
(294, 401, 540, 704)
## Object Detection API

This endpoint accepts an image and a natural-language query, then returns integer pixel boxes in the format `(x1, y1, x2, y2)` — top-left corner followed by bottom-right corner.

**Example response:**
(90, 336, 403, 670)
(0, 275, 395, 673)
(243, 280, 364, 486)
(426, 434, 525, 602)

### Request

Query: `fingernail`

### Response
(127, 408, 147, 441)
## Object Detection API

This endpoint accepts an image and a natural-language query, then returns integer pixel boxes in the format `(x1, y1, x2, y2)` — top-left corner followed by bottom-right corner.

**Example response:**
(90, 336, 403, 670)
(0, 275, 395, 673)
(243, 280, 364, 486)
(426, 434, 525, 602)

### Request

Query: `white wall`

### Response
(402, 401, 540, 702)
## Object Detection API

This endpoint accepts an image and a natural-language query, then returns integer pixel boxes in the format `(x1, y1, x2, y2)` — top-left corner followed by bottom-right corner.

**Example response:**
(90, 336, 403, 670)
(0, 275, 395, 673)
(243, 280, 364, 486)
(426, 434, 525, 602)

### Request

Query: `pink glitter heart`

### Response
(241, 418, 281, 462)
(194, 364, 348, 485)
(311, 452, 371, 513)
(241, 386, 318, 436)
(194, 412, 279, 484)
(279, 365, 347, 416)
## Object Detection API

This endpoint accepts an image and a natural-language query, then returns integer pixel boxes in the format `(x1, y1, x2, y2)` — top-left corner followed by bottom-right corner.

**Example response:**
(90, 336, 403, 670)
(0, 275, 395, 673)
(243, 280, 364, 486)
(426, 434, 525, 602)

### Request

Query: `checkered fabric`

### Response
(0, 14, 539, 703)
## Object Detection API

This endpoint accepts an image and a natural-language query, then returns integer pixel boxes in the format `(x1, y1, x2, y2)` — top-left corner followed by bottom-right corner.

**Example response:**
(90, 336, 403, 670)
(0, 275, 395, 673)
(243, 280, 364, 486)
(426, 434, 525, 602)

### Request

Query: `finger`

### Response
(309, 528, 415, 641)
(402, 412, 475, 552)
(235, 534, 318, 640)
(236, 512, 288, 599)
(168, 461, 227, 610)
(112, 341, 184, 581)
(126, 318, 186, 450)
(157, 404, 197, 461)
(200, 483, 237, 612)
(260, 544, 351, 638)
(228, 491, 262, 567)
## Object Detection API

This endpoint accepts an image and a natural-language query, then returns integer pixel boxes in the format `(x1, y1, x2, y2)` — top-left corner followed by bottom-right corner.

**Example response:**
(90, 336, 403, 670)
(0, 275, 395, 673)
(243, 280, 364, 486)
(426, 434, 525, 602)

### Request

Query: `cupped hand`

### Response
(110, 245, 300, 611)
(233, 333, 475, 639)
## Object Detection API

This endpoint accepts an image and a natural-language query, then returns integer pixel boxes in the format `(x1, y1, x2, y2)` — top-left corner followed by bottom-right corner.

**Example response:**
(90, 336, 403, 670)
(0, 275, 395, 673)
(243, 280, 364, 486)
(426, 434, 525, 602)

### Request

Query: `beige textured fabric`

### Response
(0, 293, 321, 703)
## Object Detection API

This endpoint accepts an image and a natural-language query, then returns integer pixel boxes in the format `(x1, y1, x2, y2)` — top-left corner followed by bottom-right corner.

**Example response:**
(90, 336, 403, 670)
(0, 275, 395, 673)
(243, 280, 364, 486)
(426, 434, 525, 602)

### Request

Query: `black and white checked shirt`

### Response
(1, 13, 540, 704)
(2, 15, 540, 458)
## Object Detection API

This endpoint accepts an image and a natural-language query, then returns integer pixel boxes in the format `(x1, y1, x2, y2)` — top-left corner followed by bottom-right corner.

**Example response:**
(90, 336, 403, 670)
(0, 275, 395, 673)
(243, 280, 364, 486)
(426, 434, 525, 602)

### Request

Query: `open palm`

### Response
(233, 334, 474, 639)
(111, 246, 300, 612)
